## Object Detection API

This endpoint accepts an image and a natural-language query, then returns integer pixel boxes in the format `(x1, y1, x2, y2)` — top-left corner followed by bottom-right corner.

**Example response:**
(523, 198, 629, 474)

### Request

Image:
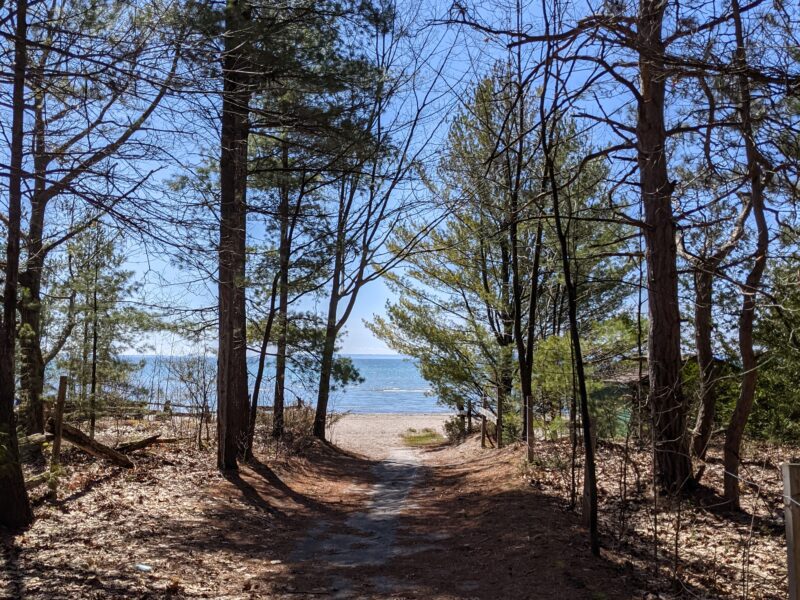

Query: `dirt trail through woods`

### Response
(268, 416, 641, 599)
(290, 445, 424, 597)
(3, 415, 644, 600)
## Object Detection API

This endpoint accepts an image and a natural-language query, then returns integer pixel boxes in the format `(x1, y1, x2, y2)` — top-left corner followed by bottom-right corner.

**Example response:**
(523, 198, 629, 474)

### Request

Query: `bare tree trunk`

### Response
(690, 269, 717, 467)
(637, 0, 693, 493)
(513, 222, 543, 459)
(681, 185, 749, 479)
(550, 144, 599, 555)
(496, 349, 513, 448)
(313, 187, 346, 440)
(272, 140, 290, 440)
(723, 0, 768, 508)
(0, 0, 34, 530)
(18, 124, 47, 435)
(89, 258, 99, 438)
(243, 274, 278, 460)
(217, 0, 251, 470)
(539, 60, 600, 556)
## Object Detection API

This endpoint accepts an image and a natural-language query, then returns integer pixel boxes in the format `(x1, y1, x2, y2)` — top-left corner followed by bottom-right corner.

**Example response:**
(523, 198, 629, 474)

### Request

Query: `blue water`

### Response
(127, 354, 448, 414)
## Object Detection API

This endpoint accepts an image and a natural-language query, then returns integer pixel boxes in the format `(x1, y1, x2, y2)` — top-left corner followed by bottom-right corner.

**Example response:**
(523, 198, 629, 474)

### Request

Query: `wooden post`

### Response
(783, 463, 800, 600)
(50, 377, 67, 467)
(480, 395, 487, 449)
(496, 385, 503, 449)
(49, 376, 68, 496)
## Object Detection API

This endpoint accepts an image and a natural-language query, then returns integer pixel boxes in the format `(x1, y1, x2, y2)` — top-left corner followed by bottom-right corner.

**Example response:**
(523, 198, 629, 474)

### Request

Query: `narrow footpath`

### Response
(290, 446, 423, 597)
(267, 427, 641, 600)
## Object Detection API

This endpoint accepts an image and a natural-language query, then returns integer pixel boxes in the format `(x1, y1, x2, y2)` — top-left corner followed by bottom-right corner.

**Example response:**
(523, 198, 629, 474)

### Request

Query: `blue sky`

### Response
(338, 279, 396, 354)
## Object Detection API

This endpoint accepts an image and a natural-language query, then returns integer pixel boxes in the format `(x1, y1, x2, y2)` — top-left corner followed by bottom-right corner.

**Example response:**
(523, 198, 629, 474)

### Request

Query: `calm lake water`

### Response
(128, 354, 447, 414)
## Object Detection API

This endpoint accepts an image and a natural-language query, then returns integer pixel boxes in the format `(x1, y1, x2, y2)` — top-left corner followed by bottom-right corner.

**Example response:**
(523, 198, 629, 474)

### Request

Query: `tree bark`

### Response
(217, 0, 251, 470)
(690, 269, 717, 465)
(243, 274, 278, 460)
(552, 170, 599, 556)
(637, 0, 693, 493)
(723, 0, 768, 509)
(512, 221, 542, 459)
(539, 33, 599, 552)
(313, 188, 347, 440)
(18, 101, 48, 435)
(0, 0, 35, 529)
(272, 139, 291, 440)
(313, 318, 338, 440)
(89, 257, 99, 438)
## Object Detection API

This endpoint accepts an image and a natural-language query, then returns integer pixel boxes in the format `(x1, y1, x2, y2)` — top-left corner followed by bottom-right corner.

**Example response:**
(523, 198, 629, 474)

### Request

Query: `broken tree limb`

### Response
(45, 418, 134, 468)
(19, 433, 53, 463)
(25, 472, 50, 490)
(117, 435, 161, 453)
(19, 433, 50, 447)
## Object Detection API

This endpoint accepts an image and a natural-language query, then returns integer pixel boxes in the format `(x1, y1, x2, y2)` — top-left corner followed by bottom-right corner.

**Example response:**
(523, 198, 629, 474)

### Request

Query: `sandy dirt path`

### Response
(273, 414, 640, 599)
(327, 413, 449, 459)
(286, 415, 447, 597)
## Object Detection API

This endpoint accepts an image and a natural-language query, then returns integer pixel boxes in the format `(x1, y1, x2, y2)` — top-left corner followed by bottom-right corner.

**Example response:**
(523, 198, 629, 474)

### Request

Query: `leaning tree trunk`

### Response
(313, 318, 338, 440)
(243, 274, 278, 460)
(637, 0, 693, 493)
(723, 0, 768, 509)
(313, 205, 346, 441)
(0, 0, 34, 530)
(550, 151, 600, 557)
(217, 0, 251, 471)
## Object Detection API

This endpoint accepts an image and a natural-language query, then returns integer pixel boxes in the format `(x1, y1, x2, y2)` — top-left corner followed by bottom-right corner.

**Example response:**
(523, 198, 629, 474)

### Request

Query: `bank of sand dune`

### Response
(327, 413, 451, 459)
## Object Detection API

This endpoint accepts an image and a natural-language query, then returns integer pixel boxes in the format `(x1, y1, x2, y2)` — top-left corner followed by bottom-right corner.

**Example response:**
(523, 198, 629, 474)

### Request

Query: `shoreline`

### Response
(327, 412, 451, 459)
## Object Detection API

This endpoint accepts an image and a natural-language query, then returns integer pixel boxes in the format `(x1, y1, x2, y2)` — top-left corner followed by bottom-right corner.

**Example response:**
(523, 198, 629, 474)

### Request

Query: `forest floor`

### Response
(0, 413, 789, 599)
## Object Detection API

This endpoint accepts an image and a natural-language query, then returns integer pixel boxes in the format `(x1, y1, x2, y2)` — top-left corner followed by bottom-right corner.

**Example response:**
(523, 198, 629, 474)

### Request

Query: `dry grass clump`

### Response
(401, 427, 445, 447)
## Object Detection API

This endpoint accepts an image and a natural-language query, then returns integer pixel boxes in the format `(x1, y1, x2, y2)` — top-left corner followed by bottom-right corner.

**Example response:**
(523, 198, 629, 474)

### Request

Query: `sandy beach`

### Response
(326, 413, 451, 459)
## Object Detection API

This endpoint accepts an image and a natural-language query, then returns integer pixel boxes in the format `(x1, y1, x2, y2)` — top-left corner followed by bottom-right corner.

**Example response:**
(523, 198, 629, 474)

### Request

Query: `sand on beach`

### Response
(326, 413, 451, 459)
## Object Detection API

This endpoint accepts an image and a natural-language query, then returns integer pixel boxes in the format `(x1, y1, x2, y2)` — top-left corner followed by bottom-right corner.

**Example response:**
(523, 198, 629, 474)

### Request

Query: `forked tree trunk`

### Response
(19, 78, 52, 436)
(637, 0, 693, 492)
(682, 189, 749, 478)
(0, 0, 34, 530)
(217, 0, 251, 470)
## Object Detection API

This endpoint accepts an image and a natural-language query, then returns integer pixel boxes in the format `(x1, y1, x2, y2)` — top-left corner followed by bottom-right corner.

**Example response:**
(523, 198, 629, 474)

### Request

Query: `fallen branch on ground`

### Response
(45, 418, 134, 468)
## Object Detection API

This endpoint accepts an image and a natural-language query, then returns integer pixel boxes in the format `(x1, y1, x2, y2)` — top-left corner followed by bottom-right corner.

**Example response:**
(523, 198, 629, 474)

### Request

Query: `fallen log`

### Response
(19, 433, 54, 462)
(25, 472, 50, 490)
(45, 418, 134, 468)
(19, 433, 50, 447)
(117, 434, 161, 453)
